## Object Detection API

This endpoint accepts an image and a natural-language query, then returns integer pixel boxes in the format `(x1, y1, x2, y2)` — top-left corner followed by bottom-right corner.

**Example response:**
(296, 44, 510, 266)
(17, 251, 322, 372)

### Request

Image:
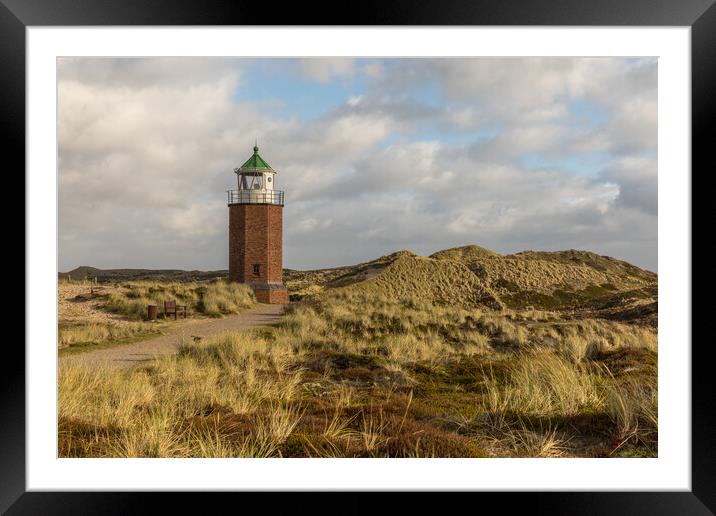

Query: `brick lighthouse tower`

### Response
(227, 144, 288, 304)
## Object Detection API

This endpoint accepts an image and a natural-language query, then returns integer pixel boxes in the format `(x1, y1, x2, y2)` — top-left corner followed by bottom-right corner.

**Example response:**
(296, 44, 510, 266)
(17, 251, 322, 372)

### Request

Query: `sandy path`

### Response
(59, 304, 286, 370)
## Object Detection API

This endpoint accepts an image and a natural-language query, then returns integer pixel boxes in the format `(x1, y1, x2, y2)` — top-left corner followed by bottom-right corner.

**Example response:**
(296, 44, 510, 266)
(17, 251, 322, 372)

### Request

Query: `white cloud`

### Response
(58, 57, 240, 89)
(602, 156, 658, 215)
(58, 57, 658, 273)
(297, 58, 356, 83)
(373, 58, 657, 157)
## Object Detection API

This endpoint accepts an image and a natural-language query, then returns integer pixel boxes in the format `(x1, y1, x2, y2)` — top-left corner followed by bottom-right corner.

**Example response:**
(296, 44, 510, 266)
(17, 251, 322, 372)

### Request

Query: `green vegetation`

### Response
(105, 280, 255, 319)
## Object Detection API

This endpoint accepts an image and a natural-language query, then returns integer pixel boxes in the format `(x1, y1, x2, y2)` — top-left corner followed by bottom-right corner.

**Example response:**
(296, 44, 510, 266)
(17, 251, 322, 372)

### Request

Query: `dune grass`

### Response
(58, 280, 256, 353)
(58, 321, 162, 352)
(59, 321, 154, 348)
(59, 332, 303, 458)
(483, 352, 604, 418)
(348, 256, 503, 310)
(60, 285, 657, 458)
(104, 280, 255, 320)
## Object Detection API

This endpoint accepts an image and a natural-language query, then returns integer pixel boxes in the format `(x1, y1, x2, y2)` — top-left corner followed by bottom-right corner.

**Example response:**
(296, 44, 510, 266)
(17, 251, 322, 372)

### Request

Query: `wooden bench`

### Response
(164, 300, 187, 319)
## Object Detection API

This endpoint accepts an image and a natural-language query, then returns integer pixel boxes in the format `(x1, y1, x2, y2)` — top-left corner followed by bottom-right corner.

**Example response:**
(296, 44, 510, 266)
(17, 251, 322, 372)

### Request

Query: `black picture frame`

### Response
(5, 0, 711, 513)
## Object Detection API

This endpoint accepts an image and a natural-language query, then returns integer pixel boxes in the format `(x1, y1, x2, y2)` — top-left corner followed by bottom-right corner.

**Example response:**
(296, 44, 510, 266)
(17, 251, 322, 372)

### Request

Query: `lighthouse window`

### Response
(253, 264, 261, 276)
(240, 173, 264, 190)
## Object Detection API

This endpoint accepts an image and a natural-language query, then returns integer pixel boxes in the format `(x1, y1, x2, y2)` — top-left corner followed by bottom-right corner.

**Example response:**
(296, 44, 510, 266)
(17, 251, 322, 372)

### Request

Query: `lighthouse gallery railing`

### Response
(227, 189, 284, 206)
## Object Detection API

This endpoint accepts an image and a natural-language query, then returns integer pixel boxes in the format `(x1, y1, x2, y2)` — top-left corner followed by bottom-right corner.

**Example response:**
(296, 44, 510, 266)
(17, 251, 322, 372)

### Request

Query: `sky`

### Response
(58, 57, 657, 272)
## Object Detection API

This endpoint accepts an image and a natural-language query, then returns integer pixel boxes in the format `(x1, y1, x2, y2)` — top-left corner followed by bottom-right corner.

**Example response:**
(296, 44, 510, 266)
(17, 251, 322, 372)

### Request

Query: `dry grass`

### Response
(427, 245, 656, 315)
(58, 280, 255, 351)
(604, 377, 658, 452)
(58, 321, 161, 350)
(287, 245, 657, 319)
(349, 256, 503, 310)
(60, 278, 658, 458)
(277, 290, 502, 364)
(58, 244, 659, 458)
(284, 250, 414, 299)
(484, 257, 625, 293)
(502, 421, 569, 458)
(483, 352, 604, 419)
(104, 280, 255, 320)
(59, 332, 302, 457)
(430, 244, 500, 261)
(543, 320, 658, 363)
(431, 246, 654, 295)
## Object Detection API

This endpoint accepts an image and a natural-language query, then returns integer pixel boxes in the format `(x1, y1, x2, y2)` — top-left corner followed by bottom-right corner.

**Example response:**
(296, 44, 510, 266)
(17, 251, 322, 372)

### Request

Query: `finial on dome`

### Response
(254, 137, 258, 153)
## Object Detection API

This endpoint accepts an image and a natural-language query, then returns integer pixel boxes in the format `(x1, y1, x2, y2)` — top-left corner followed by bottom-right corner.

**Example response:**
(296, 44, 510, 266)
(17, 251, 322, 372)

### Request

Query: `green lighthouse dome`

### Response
(239, 143, 273, 172)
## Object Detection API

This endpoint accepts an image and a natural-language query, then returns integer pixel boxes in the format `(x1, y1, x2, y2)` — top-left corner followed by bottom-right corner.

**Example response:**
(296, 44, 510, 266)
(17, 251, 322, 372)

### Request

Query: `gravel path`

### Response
(59, 303, 286, 370)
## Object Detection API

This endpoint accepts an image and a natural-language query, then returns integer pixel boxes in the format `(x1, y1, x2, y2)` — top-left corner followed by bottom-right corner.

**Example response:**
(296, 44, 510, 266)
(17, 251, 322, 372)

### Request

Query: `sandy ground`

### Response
(59, 283, 134, 326)
(59, 303, 286, 370)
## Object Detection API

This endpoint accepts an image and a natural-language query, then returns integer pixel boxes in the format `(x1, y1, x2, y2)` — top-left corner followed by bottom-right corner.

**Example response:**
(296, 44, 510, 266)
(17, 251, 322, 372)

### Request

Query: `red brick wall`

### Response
(228, 204, 287, 303)
(255, 289, 289, 304)
(267, 204, 283, 281)
(228, 204, 246, 283)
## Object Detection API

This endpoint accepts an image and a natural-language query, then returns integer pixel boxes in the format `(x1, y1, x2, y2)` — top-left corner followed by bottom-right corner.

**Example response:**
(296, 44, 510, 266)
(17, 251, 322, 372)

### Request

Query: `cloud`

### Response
(372, 58, 657, 157)
(57, 57, 240, 89)
(58, 58, 255, 269)
(297, 58, 356, 83)
(58, 57, 658, 273)
(602, 156, 658, 215)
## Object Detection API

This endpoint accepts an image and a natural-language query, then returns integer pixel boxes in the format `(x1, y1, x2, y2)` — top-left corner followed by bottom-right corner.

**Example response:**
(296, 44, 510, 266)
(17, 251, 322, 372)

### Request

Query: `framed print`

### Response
(5, 0, 713, 512)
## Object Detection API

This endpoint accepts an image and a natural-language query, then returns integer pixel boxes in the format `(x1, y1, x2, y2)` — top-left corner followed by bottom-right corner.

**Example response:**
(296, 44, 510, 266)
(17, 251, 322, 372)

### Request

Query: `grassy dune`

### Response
(286, 245, 657, 325)
(350, 255, 503, 310)
(105, 280, 255, 319)
(58, 321, 162, 352)
(58, 244, 657, 457)
(58, 280, 256, 353)
(59, 288, 657, 458)
(59, 334, 303, 457)
(429, 244, 500, 261)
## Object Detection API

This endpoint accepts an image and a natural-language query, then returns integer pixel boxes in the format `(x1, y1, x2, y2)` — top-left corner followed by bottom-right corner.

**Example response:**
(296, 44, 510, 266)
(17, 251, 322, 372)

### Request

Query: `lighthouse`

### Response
(227, 144, 288, 304)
